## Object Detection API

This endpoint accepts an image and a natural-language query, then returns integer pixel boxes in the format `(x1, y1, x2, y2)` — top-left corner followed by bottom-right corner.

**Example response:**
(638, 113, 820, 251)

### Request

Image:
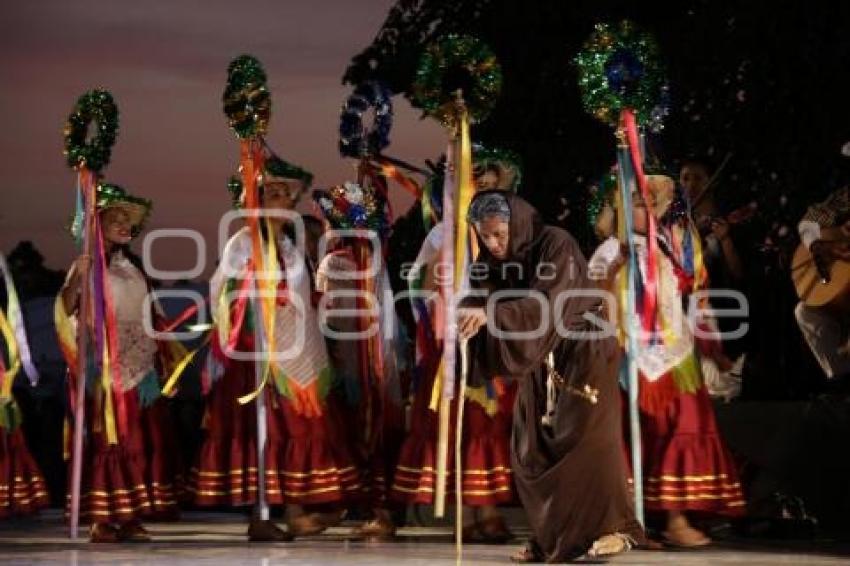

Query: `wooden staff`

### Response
(615, 128, 645, 525)
(253, 288, 270, 521)
(436, 91, 473, 526)
(455, 339, 470, 556)
(69, 168, 95, 539)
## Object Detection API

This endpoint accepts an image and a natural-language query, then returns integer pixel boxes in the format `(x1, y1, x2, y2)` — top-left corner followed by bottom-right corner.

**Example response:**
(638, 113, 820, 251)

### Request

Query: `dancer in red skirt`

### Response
(391, 147, 521, 542)
(190, 154, 359, 541)
(56, 183, 183, 542)
(589, 173, 746, 548)
(1, 253, 48, 519)
(314, 181, 405, 539)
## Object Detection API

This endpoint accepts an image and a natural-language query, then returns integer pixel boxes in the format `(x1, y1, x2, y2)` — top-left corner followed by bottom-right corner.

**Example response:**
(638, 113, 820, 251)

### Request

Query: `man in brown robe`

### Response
(457, 191, 644, 562)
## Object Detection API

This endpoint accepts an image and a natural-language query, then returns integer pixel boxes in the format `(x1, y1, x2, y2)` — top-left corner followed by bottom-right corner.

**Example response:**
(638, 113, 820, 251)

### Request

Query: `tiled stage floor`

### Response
(1, 512, 848, 565)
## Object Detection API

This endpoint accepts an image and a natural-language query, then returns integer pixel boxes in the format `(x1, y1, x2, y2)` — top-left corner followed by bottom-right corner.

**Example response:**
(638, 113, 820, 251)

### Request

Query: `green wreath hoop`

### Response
(63, 89, 119, 172)
(412, 34, 502, 126)
(223, 54, 272, 138)
(574, 21, 665, 128)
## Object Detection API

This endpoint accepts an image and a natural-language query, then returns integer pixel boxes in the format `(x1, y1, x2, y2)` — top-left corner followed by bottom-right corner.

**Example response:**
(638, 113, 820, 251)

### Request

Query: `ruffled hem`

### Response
(73, 448, 153, 523)
(392, 400, 514, 507)
(192, 402, 359, 506)
(639, 432, 746, 515)
(191, 441, 361, 507)
(0, 429, 48, 518)
(141, 399, 186, 512)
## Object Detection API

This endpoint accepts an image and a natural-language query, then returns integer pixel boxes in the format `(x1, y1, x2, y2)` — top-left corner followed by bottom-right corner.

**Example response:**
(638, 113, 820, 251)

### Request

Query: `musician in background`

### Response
(679, 160, 750, 395)
(795, 185, 850, 380)
(679, 159, 744, 283)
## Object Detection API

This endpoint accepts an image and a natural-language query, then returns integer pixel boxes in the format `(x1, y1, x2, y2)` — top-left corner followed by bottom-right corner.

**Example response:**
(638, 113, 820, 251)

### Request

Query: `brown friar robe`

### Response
(465, 191, 644, 562)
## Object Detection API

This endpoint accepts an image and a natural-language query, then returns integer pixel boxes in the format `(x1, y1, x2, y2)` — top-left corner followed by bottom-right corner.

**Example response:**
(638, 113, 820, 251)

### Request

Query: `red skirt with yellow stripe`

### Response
(629, 385, 746, 515)
(392, 355, 516, 507)
(191, 360, 360, 506)
(140, 398, 185, 516)
(1, 424, 48, 518)
(67, 388, 158, 524)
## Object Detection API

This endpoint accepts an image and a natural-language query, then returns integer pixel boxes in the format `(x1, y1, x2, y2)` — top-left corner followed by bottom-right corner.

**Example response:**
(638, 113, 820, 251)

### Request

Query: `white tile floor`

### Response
(0, 513, 848, 565)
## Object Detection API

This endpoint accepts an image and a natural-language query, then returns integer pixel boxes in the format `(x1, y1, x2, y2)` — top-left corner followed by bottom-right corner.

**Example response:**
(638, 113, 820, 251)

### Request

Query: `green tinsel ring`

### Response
(574, 20, 665, 128)
(412, 34, 502, 126)
(62, 89, 119, 172)
(223, 54, 272, 139)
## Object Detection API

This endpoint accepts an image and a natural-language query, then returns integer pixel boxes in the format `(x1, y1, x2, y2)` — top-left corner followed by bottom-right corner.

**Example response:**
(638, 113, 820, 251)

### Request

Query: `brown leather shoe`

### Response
(117, 520, 152, 543)
(288, 513, 328, 537)
(313, 508, 346, 529)
(247, 518, 294, 542)
(352, 517, 396, 541)
(662, 526, 712, 548)
(89, 523, 119, 543)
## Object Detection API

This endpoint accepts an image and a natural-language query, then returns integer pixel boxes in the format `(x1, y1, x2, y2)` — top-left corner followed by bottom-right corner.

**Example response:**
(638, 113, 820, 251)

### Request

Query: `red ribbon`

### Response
(96, 226, 128, 440)
(623, 109, 659, 334)
(156, 302, 201, 333)
(225, 270, 255, 356)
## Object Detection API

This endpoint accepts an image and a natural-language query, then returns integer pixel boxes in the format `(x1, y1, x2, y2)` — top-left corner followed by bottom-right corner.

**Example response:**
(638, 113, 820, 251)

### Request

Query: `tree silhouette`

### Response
(346, 0, 849, 398)
(346, 0, 848, 250)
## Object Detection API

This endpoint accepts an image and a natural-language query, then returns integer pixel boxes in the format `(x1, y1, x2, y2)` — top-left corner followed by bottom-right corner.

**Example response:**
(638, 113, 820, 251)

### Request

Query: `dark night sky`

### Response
(0, 0, 445, 276)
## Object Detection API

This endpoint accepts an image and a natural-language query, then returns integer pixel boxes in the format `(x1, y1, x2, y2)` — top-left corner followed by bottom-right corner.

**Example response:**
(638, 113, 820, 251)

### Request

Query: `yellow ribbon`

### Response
(54, 296, 78, 364)
(615, 184, 629, 346)
(100, 336, 118, 445)
(214, 276, 233, 352)
(63, 419, 71, 461)
(0, 308, 21, 399)
(161, 335, 211, 397)
(655, 256, 678, 347)
(690, 221, 707, 294)
(237, 219, 280, 405)
(429, 107, 474, 412)
(429, 358, 445, 412)
(54, 291, 121, 444)
(455, 109, 474, 291)
(464, 385, 499, 416)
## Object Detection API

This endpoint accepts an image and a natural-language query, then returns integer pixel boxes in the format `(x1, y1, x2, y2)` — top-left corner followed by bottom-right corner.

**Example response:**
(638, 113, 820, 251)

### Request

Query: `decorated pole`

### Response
(575, 20, 669, 526)
(338, 79, 432, 222)
(454, 338, 469, 558)
(61, 88, 119, 539)
(615, 134, 645, 524)
(68, 167, 95, 540)
(434, 124, 456, 520)
(411, 34, 502, 549)
(222, 54, 274, 521)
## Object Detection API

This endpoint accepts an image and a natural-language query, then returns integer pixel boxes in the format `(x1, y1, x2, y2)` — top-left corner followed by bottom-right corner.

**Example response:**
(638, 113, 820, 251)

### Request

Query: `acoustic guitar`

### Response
(791, 227, 850, 309)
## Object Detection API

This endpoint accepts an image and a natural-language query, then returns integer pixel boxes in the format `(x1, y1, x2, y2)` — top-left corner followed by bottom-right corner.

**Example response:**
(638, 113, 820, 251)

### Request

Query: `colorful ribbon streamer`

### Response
(623, 109, 659, 336)
(0, 307, 21, 403)
(231, 140, 321, 416)
(94, 216, 127, 444)
(0, 254, 38, 386)
(615, 127, 645, 526)
(432, 105, 474, 518)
